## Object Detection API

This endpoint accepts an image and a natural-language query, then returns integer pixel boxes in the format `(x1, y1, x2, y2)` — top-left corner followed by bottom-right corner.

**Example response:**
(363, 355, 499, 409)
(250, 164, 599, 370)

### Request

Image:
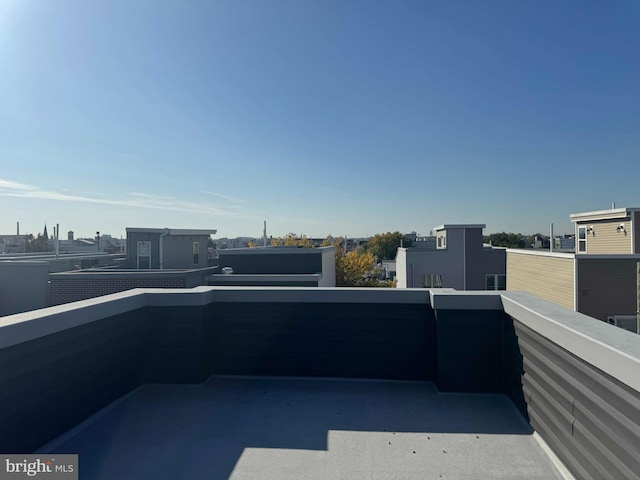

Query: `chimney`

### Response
(263, 221, 267, 247)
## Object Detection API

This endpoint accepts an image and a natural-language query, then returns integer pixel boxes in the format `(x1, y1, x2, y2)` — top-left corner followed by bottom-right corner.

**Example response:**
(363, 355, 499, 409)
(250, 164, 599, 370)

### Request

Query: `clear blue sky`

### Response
(1, 0, 638, 239)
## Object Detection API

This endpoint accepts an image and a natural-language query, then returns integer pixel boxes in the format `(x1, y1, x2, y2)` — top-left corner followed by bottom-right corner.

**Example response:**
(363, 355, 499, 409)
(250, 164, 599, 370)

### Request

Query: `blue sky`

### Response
(1, 0, 638, 239)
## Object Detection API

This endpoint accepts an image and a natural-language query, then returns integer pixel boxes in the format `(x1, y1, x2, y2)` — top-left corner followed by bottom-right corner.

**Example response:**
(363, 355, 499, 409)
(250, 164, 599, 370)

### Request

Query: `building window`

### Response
(193, 242, 199, 265)
(578, 226, 587, 253)
(137, 241, 151, 269)
(486, 274, 506, 290)
(422, 274, 443, 288)
(437, 235, 447, 249)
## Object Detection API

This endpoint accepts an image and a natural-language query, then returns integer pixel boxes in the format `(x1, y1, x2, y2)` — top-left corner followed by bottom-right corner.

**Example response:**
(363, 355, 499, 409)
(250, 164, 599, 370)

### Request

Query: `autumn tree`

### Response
(324, 236, 394, 287)
(271, 233, 313, 248)
(363, 231, 412, 260)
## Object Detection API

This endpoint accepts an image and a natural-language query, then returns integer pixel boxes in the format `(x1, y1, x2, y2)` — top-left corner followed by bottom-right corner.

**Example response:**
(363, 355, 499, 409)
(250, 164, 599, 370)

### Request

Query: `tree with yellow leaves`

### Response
(270, 233, 313, 248)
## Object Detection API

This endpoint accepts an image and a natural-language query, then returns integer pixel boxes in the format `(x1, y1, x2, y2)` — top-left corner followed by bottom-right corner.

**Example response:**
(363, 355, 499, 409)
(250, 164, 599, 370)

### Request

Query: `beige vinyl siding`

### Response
(577, 258, 638, 321)
(507, 252, 574, 310)
(582, 218, 632, 254)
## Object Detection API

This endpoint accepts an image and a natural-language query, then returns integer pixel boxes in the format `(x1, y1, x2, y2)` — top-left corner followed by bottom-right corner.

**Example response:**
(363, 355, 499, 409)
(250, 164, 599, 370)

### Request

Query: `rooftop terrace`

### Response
(1, 287, 638, 479)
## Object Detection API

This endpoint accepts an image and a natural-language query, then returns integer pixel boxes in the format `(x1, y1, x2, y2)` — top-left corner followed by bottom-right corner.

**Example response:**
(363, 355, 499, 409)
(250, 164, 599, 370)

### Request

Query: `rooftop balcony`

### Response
(1, 287, 638, 479)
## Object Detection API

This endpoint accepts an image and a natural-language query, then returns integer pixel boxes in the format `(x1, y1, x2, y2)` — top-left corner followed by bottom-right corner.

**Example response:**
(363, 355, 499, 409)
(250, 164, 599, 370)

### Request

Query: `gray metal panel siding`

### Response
(143, 306, 213, 384)
(577, 258, 638, 320)
(404, 250, 465, 289)
(0, 311, 144, 453)
(0, 262, 50, 316)
(434, 310, 513, 393)
(466, 248, 506, 290)
(217, 252, 322, 274)
(635, 212, 640, 254)
(162, 235, 209, 269)
(208, 279, 318, 287)
(210, 303, 435, 380)
(514, 320, 640, 480)
(319, 248, 336, 287)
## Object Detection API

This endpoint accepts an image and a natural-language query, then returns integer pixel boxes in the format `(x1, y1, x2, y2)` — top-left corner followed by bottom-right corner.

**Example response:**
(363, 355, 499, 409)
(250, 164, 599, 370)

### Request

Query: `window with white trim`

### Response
(137, 241, 151, 269)
(577, 226, 587, 253)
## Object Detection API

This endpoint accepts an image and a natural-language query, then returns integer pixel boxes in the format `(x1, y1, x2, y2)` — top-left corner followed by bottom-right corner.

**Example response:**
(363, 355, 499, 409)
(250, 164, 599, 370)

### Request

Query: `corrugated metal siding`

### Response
(514, 320, 640, 480)
(576, 258, 638, 321)
(507, 253, 574, 310)
(583, 218, 632, 254)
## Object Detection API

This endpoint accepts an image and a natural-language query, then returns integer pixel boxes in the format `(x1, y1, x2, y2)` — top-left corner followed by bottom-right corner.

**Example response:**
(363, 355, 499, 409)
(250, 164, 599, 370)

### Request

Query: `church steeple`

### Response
(43, 223, 48, 240)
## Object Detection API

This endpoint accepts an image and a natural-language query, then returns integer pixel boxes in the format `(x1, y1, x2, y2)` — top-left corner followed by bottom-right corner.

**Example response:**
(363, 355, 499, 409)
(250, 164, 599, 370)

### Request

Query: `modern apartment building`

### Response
(126, 227, 217, 269)
(507, 207, 640, 332)
(396, 224, 506, 290)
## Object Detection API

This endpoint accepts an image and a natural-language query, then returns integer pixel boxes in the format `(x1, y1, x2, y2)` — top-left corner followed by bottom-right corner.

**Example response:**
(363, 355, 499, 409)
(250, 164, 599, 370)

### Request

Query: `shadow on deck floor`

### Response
(38, 376, 567, 480)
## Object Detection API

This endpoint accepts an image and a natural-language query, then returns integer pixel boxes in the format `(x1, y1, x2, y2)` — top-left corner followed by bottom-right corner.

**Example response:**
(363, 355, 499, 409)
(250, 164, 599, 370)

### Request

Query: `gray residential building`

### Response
(126, 228, 217, 269)
(396, 224, 506, 290)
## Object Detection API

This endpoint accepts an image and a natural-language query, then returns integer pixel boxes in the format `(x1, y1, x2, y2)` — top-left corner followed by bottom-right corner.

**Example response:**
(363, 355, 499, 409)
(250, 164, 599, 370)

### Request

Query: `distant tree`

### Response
(323, 236, 393, 287)
(363, 232, 413, 260)
(335, 246, 378, 287)
(24, 233, 52, 253)
(271, 233, 313, 248)
(483, 232, 526, 249)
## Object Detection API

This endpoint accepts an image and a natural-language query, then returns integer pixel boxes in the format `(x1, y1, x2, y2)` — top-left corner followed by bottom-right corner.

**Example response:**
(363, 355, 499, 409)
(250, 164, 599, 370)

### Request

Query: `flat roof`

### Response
(219, 246, 335, 255)
(37, 377, 568, 480)
(433, 224, 486, 231)
(126, 228, 217, 235)
(570, 207, 640, 223)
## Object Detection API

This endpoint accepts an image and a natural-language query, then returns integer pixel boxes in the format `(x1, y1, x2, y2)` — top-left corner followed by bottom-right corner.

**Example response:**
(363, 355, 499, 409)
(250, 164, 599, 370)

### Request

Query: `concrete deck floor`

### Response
(38, 376, 569, 480)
